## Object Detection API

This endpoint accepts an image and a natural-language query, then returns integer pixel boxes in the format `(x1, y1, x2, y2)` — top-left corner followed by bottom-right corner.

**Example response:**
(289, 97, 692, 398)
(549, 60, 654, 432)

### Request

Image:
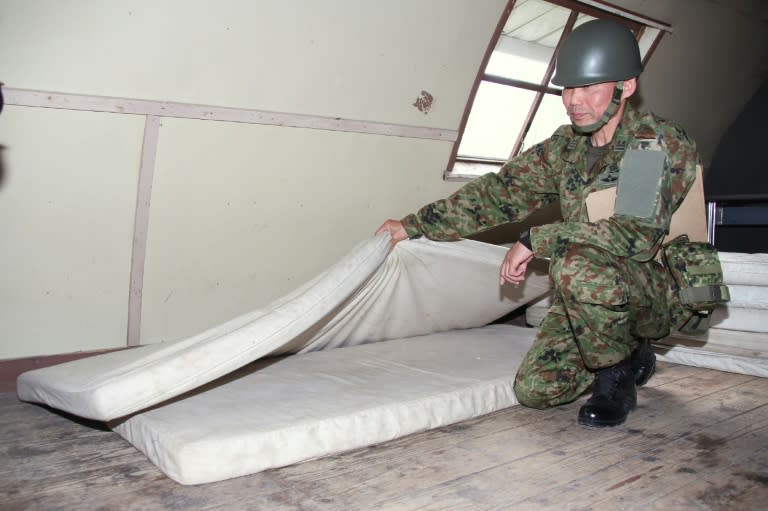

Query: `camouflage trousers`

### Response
(513, 242, 671, 409)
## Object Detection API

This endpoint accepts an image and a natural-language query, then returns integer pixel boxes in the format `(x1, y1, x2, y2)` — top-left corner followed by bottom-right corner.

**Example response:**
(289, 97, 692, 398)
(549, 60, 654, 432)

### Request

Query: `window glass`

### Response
(448, 0, 667, 180)
(485, 41, 549, 83)
(487, 0, 570, 83)
(520, 92, 570, 151)
(457, 81, 535, 161)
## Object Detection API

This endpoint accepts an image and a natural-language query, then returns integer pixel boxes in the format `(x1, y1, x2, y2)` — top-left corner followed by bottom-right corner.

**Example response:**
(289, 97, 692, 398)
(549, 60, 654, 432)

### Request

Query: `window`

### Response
(445, 0, 670, 180)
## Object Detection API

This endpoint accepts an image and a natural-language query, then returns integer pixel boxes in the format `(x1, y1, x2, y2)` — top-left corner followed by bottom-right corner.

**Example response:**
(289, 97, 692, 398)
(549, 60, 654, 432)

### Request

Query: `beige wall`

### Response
(0, 0, 505, 357)
(140, 119, 460, 342)
(1, 0, 766, 358)
(0, 107, 143, 356)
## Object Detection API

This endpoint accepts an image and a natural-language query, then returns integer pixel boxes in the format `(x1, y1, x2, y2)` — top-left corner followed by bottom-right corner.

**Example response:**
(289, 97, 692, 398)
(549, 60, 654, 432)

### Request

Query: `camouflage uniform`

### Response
(401, 103, 700, 409)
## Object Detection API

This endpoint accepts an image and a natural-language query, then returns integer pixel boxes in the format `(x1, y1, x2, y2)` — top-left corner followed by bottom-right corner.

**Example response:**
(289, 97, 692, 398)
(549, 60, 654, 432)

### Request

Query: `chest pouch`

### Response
(662, 234, 730, 334)
(614, 149, 665, 225)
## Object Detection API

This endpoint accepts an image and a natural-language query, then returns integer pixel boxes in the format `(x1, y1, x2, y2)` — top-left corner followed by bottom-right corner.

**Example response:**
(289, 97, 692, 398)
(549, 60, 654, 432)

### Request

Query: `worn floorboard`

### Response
(1, 361, 767, 511)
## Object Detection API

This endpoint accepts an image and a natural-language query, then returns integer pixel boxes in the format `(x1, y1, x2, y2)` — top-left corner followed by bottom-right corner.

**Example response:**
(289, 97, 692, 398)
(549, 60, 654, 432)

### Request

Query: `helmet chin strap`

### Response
(572, 81, 624, 134)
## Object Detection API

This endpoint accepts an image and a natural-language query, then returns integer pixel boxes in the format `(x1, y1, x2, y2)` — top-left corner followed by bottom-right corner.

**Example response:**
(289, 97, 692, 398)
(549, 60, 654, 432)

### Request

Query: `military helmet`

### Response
(552, 19, 642, 87)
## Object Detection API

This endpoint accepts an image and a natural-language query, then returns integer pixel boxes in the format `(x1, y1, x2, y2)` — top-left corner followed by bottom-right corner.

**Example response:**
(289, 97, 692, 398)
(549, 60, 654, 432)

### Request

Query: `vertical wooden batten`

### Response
(128, 115, 161, 346)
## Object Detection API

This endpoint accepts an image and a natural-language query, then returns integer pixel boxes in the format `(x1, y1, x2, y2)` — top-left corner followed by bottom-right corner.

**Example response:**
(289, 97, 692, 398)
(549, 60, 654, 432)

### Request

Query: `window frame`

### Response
(444, 0, 670, 181)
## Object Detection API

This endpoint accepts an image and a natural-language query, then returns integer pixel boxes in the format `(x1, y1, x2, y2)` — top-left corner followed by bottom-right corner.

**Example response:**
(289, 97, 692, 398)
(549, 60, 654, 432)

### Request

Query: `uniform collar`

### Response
(562, 102, 656, 178)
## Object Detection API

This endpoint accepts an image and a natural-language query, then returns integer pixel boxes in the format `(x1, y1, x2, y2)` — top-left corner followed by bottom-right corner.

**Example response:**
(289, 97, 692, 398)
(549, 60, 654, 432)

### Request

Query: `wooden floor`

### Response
(2, 361, 767, 511)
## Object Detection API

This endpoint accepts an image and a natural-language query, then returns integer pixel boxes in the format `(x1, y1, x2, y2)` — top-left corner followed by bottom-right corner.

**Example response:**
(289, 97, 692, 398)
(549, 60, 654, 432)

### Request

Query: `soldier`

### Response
(376, 19, 700, 427)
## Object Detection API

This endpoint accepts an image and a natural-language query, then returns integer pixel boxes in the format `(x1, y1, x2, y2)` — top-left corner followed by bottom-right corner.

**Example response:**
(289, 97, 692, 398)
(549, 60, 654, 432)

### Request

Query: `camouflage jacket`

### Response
(401, 103, 700, 262)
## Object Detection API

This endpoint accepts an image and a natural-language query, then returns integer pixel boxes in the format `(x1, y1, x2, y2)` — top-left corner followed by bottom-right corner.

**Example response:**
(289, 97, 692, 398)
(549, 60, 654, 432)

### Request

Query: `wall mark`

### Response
(413, 90, 434, 114)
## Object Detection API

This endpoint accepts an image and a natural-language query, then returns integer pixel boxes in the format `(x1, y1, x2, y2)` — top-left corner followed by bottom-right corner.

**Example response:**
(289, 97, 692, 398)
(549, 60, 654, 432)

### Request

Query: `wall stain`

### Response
(413, 90, 434, 114)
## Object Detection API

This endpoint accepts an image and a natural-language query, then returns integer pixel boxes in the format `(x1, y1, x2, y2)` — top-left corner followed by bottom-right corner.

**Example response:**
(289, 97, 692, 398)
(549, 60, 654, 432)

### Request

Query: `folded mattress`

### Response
(711, 306, 768, 333)
(721, 284, 768, 310)
(719, 251, 768, 286)
(659, 328, 768, 359)
(113, 324, 535, 485)
(17, 235, 550, 421)
(655, 330, 768, 378)
(525, 294, 552, 328)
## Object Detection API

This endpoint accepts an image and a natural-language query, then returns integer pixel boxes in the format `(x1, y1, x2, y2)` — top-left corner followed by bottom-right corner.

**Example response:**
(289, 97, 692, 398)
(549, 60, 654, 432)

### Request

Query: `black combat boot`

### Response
(631, 339, 656, 387)
(577, 359, 637, 428)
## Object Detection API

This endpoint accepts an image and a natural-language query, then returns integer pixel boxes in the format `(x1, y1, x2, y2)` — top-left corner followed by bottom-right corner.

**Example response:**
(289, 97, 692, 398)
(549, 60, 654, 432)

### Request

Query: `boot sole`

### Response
(577, 403, 637, 428)
(578, 415, 628, 428)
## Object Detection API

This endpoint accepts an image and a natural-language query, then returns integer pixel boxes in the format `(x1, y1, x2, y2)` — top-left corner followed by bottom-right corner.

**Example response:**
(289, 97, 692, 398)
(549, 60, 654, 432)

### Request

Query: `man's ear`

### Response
(621, 78, 638, 99)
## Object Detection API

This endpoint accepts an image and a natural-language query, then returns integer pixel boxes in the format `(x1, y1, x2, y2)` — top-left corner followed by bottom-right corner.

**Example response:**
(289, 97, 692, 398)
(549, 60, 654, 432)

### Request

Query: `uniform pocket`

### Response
(569, 281, 628, 307)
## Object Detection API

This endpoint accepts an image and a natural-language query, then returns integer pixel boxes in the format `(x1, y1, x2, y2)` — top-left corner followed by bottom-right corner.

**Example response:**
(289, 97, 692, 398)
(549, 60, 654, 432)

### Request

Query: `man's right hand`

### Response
(375, 220, 409, 249)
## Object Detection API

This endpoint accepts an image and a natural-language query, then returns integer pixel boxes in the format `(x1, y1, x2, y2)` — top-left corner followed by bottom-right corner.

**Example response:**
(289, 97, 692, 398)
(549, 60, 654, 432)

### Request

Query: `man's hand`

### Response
(375, 220, 409, 249)
(499, 242, 534, 286)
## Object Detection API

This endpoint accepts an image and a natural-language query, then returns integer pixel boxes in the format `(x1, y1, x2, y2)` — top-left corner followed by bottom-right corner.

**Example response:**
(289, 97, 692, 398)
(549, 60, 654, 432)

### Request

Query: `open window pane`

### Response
(457, 81, 535, 161)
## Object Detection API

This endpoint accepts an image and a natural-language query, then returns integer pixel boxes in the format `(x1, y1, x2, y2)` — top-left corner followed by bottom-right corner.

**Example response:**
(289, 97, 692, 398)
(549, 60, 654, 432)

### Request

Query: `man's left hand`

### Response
(499, 242, 534, 286)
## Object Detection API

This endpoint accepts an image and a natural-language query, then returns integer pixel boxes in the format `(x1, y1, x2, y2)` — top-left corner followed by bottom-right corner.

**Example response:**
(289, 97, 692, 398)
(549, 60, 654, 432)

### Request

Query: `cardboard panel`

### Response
(586, 165, 707, 243)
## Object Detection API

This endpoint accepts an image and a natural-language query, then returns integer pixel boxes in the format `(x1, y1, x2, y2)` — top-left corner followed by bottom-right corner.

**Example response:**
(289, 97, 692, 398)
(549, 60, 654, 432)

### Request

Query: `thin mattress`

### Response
(719, 251, 768, 286)
(113, 324, 535, 485)
(16, 235, 550, 421)
(16, 237, 767, 485)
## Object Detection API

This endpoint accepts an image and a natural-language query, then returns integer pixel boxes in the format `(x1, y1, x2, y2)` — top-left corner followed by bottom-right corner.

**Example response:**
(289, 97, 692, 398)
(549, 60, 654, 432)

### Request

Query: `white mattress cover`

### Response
(661, 328, 768, 356)
(525, 294, 553, 327)
(17, 236, 550, 421)
(113, 325, 535, 485)
(721, 284, 768, 309)
(711, 306, 768, 333)
(655, 345, 768, 378)
(719, 251, 768, 286)
(655, 328, 768, 377)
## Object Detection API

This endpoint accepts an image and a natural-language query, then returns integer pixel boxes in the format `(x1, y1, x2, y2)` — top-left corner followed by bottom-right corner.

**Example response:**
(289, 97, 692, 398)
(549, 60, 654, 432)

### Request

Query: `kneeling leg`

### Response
(514, 307, 593, 409)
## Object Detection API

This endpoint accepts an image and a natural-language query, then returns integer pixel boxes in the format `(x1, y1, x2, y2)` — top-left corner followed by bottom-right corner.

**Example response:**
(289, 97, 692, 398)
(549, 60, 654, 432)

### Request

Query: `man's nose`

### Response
(567, 88, 585, 105)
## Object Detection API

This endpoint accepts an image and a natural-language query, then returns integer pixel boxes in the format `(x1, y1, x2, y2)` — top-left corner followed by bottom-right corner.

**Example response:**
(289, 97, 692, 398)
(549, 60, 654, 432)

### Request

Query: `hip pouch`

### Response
(662, 235, 730, 334)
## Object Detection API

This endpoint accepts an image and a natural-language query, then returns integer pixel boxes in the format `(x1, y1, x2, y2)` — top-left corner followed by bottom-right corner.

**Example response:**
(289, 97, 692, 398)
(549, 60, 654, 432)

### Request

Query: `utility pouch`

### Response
(662, 235, 730, 334)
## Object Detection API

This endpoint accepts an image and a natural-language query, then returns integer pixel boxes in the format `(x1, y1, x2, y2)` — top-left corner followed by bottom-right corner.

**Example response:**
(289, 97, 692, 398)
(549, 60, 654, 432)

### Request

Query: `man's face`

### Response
(561, 81, 616, 129)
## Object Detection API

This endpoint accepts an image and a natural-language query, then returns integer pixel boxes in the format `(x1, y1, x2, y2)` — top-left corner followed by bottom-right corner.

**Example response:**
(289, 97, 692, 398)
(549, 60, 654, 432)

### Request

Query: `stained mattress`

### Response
(113, 325, 535, 485)
(16, 237, 766, 485)
(17, 236, 550, 421)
